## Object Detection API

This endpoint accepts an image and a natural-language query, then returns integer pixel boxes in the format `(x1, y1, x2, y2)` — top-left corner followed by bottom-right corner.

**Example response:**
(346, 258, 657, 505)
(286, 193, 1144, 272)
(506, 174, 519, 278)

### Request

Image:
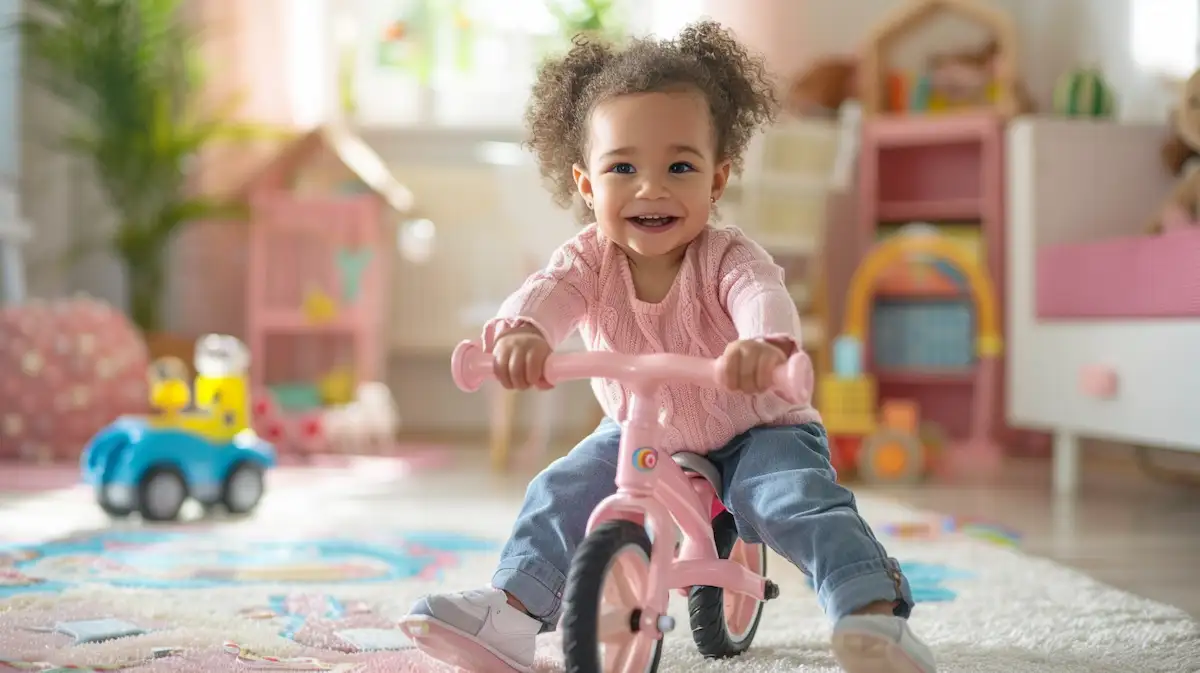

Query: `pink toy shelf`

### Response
(856, 113, 1006, 442)
(242, 126, 413, 457)
(1037, 228, 1200, 318)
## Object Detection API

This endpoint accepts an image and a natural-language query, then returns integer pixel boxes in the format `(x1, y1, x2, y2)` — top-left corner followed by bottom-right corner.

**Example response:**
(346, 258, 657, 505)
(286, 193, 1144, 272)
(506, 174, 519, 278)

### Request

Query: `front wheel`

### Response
(562, 520, 664, 673)
(97, 488, 133, 518)
(137, 467, 188, 522)
(688, 510, 768, 658)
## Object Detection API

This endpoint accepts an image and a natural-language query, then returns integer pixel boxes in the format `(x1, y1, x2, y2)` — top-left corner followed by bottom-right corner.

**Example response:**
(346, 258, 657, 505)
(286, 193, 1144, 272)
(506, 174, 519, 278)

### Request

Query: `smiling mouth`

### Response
(627, 215, 679, 229)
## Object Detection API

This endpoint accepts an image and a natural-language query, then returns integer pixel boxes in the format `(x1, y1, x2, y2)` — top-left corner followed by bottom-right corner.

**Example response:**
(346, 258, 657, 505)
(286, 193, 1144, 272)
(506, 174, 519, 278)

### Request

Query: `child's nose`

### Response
(635, 177, 669, 199)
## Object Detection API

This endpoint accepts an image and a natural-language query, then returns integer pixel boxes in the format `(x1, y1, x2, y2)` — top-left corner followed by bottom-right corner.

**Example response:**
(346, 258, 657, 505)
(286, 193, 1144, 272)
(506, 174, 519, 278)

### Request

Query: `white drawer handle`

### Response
(1078, 365, 1118, 399)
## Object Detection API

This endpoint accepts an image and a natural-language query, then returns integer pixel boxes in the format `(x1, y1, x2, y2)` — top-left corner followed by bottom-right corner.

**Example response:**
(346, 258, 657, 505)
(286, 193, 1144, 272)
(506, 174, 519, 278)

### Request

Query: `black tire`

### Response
(688, 511, 767, 659)
(96, 489, 133, 518)
(136, 466, 188, 522)
(221, 461, 265, 514)
(562, 520, 664, 673)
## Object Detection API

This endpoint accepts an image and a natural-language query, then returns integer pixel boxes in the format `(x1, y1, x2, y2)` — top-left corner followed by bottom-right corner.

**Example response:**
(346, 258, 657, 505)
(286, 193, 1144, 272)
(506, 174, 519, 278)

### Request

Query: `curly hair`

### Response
(524, 20, 778, 220)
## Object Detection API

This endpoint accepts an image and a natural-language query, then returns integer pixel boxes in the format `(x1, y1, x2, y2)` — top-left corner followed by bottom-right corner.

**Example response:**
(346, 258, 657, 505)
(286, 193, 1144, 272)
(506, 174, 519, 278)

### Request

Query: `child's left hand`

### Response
(719, 339, 787, 394)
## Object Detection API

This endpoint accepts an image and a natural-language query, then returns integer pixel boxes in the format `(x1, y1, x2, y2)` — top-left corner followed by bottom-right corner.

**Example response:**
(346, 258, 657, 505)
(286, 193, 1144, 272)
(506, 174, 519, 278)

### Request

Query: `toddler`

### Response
(402, 21, 935, 673)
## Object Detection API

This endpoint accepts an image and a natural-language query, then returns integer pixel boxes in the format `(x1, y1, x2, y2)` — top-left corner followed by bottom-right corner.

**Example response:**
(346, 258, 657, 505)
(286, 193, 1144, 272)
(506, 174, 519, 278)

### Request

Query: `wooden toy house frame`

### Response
(858, 0, 1021, 117)
(242, 123, 414, 393)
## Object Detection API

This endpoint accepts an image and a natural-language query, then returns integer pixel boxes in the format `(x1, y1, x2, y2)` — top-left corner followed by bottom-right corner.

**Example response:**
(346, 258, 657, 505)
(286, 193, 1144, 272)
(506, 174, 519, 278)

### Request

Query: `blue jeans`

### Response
(492, 418, 914, 630)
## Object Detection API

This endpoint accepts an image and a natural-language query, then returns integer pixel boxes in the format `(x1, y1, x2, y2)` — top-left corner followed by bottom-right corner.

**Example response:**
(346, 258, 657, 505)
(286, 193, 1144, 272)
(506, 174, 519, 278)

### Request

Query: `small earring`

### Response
(585, 199, 593, 210)
(710, 195, 717, 204)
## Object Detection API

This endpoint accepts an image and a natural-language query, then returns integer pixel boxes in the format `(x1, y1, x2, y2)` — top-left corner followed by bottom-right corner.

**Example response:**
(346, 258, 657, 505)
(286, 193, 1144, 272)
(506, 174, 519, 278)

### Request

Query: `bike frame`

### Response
(451, 340, 813, 637)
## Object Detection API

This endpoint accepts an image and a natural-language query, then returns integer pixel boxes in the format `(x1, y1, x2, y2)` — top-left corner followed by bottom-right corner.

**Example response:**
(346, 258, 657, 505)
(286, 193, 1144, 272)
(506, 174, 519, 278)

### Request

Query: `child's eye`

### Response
(609, 163, 636, 174)
(669, 162, 695, 174)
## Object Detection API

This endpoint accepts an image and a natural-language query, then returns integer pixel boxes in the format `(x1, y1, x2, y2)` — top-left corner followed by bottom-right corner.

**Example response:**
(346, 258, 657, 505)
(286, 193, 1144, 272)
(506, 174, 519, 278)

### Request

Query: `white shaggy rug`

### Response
(0, 467, 1197, 672)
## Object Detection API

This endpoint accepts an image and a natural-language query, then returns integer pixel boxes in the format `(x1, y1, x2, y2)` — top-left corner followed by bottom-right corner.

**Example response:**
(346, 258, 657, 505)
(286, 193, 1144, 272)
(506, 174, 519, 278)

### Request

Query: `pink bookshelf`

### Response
(855, 112, 1006, 441)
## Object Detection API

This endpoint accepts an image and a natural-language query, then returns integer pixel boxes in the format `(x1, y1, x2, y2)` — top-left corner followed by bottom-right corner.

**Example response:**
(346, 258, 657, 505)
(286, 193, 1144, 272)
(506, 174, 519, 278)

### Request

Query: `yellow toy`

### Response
(302, 285, 339, 324)
(822, 231, 1003, 483)
(318, 365, 356, 406)
(148, 334, 252, 443)
(148, 356, 192, 422)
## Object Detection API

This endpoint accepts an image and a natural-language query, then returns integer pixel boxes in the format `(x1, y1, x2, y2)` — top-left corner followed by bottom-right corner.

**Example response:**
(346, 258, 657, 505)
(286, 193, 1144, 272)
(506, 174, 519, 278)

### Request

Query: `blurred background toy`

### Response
(321, 381, 402, 454)
(81, 334, 276, 521)
(1052, 66, 1116, 118)
(1148, 69, 1200, 234)
(786, 56, 860, 118)
(822, 229, 1002, 483)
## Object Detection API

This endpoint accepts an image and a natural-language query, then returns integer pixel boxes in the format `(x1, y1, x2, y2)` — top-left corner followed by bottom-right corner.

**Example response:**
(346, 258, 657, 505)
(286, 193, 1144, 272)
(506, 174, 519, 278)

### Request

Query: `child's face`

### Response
(574, 90, 731, 262)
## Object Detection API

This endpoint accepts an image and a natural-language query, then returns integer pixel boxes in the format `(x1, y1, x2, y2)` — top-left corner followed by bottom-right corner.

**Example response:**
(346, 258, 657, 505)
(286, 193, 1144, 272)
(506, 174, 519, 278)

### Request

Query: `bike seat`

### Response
(672, 452, 722, 499)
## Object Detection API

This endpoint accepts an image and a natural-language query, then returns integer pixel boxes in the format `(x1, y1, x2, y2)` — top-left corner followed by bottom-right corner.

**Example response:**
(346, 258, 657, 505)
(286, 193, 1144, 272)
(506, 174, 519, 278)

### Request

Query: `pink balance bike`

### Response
(430, 340, 814, 673)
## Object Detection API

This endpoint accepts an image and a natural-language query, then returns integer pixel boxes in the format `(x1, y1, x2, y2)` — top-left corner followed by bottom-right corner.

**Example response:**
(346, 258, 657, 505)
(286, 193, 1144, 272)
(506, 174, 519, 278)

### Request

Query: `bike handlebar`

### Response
(451, 340, 814, 406)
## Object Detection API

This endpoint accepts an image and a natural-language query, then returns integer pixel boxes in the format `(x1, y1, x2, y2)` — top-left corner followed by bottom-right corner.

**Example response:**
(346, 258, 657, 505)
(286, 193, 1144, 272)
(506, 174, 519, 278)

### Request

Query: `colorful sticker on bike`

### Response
(632, 447, 657, 472)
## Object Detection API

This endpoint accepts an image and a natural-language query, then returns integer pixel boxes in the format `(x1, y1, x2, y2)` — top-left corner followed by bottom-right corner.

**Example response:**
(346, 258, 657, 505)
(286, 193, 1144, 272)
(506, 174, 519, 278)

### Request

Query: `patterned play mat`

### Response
(0, 526, 500, 671)
(0, 485, 1196, 672)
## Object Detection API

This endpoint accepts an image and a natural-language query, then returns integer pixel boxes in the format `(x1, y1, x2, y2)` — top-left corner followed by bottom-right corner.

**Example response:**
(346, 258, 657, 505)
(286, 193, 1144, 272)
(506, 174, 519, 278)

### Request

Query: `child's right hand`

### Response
(492, 328, 553, 390)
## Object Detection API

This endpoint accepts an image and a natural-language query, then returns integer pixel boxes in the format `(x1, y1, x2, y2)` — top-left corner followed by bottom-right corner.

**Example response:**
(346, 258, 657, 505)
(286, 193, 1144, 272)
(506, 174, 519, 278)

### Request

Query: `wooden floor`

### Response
(871, 458, 1200, 618)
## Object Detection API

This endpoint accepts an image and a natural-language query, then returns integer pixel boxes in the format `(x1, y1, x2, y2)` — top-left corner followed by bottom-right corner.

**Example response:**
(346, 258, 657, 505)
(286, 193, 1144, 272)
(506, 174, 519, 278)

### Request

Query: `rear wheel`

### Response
(688, 511, 769, 658)
(137, 466, 188, 522)
(562, 520, 663, 673)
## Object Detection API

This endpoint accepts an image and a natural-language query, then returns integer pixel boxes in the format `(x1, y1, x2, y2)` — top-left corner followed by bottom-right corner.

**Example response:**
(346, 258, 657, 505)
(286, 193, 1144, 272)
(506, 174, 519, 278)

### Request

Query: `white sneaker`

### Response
(400, 586, 541, 672)
(831, 615, 936, 673)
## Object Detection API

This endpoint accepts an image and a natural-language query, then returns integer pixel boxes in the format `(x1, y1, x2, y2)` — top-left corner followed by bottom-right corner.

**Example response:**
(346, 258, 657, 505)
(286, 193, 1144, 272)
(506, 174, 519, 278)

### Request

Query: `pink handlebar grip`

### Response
(450, 340, 491, 392)
(450, 340, 814, 405)
(777, 352, 816, 407)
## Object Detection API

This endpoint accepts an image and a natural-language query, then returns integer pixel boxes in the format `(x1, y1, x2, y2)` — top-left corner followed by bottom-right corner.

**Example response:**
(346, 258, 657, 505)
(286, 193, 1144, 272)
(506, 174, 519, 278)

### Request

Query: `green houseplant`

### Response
(546, 0, 624, 42)
(19, 0, 259, 332)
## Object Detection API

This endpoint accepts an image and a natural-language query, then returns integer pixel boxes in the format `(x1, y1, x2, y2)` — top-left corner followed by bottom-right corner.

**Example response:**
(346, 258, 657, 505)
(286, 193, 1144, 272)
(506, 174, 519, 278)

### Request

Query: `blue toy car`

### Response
(80, 416, 277, 521)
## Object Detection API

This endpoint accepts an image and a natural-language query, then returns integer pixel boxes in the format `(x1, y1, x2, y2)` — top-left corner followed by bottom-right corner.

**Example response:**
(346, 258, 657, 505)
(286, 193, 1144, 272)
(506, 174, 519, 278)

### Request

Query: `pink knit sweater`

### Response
(483, 225, 821, 454)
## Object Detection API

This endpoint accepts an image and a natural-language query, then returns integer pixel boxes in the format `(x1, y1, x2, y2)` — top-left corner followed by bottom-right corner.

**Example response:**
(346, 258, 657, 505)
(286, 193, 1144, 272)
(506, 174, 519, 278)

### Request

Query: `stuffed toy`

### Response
(786, 57, 858, 118)
(920, 40, 1035, 114)
(1148, 68, 1200, 234)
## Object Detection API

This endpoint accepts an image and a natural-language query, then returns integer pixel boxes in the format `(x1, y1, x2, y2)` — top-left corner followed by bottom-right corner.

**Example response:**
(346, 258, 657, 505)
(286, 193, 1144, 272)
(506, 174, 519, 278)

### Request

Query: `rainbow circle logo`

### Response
(632, 447, 658, 472)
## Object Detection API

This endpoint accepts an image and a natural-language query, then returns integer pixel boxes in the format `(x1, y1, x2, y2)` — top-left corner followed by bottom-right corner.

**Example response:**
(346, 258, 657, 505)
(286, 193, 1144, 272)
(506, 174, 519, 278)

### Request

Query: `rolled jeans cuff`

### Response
(492, 554, 567, 630)
(819, 557, 915, 621)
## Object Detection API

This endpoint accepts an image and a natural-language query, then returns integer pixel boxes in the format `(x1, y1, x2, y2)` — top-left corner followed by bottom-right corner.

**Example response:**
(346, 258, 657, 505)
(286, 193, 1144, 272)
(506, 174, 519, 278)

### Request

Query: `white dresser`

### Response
(1005, 118, 1200, 496)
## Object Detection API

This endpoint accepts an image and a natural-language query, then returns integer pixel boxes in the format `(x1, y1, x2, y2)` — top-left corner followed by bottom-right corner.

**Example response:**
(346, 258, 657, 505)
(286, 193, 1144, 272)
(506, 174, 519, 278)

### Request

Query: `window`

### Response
(1131, 0, 1199, 80)
(286, 0, 330, 128)
(288, 0, 706, 128)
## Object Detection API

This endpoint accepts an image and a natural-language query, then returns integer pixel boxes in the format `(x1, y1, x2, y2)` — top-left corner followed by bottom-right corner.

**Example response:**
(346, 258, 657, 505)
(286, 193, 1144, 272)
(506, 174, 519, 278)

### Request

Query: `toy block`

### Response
(821, 377, 877, 415)
(880, 398, 920, 434)
(833, 336, 863, 377)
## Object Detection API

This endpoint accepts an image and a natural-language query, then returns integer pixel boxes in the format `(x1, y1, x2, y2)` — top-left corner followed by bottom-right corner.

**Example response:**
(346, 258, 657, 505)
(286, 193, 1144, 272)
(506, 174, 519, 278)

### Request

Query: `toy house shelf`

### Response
(856, 112, 1006, 439)
(242, 126, 413, 420)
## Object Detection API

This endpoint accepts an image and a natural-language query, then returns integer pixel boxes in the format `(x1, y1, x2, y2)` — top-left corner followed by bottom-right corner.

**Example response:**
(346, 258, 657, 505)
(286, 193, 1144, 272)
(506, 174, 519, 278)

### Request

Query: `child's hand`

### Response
(719, 339, 787, 394)
(492, 328, 554, 390)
